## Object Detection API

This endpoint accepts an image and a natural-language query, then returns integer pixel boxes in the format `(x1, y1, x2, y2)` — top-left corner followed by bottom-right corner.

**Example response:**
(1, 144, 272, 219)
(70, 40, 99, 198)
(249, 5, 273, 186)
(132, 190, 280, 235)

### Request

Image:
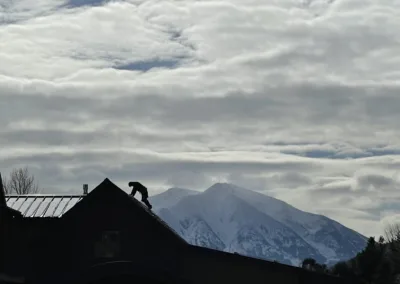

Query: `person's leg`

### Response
(139, 188, 149, 200)
(142, 198, 152, 210)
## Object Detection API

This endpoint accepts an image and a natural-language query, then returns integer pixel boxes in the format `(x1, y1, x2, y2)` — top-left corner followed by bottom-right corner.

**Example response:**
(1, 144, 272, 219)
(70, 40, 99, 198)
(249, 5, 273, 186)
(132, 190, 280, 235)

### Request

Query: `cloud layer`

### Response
(1, 0, 400, 238)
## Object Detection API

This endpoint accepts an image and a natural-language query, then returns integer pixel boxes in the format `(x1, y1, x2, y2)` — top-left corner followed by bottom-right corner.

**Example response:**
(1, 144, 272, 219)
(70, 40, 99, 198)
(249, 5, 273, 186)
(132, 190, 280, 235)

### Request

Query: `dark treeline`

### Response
(302, 223, 400, 284)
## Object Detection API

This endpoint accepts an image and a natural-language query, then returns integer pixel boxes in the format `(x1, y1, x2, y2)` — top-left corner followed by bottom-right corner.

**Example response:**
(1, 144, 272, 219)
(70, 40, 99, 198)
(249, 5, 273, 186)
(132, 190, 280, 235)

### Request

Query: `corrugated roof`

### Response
(5, 195, 83, 217)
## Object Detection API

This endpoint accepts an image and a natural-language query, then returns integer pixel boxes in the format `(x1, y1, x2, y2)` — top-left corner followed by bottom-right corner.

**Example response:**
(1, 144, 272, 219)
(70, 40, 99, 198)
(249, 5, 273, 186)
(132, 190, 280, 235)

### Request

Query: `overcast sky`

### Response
(1, 0, 400, 238)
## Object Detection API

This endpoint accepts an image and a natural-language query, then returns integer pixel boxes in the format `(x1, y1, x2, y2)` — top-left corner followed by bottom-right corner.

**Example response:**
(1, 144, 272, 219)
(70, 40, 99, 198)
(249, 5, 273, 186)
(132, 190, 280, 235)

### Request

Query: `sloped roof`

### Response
(0, 273, 24, 284)
(5, 195, 83, 217)
(5, 178, 187, 244)
(0, 173, 6, 206)
(59, 178, 188, 244)
(127, 194, 185, 242)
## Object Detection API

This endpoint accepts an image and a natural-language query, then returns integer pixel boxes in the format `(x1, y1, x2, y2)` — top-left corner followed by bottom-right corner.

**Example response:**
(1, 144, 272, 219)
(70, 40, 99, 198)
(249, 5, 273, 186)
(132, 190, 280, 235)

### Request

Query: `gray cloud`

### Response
(1, 0, 400, 237)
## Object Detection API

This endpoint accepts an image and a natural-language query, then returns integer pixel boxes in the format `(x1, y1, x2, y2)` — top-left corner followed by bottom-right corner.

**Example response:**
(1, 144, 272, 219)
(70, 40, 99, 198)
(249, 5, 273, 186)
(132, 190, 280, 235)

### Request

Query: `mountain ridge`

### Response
(150, 182, 367, 266)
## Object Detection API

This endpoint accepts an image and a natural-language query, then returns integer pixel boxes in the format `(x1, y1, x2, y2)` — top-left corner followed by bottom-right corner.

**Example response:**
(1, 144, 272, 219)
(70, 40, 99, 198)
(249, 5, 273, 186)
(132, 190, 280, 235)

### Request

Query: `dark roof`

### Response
(60, 178, 188, 244)
(128, 194, 186, 242)
(0, 273, 24, 284)
(188, 244, 296, 269)
(5, 178, 186, 244)
(187, 245, 347, 283)
(0, 173, 6, 206)
(5, 195, 83, 217)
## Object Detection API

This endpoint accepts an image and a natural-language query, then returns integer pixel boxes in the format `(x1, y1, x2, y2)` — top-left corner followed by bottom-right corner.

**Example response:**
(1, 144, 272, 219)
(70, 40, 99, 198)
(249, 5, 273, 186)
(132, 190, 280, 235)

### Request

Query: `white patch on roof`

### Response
(5, 195, 83, 217)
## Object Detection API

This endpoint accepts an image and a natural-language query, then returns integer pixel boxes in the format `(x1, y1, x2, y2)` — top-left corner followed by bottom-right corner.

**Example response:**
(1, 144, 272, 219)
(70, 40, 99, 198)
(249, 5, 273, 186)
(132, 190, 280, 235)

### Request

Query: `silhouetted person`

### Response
(128, 181, 152, 210)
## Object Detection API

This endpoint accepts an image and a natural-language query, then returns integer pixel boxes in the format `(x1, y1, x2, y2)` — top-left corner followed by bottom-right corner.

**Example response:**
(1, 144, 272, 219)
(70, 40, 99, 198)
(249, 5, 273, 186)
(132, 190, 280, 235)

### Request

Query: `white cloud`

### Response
(1, 0, 400, 238)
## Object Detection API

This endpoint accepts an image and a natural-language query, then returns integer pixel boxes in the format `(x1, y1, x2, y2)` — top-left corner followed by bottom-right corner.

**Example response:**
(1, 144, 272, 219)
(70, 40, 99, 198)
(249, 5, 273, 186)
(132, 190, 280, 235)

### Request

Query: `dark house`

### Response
(1, 177, 353, 284)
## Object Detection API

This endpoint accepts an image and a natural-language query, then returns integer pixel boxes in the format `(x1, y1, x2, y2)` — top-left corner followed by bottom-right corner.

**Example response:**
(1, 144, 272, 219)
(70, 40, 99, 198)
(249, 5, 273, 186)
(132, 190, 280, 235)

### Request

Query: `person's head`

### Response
(128, 181, 134, 187)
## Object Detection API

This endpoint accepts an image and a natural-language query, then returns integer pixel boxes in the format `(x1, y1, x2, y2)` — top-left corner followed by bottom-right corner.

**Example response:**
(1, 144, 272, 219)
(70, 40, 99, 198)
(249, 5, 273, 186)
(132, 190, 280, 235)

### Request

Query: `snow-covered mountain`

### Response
(149, 183, 367, 266)
(150, 187, 199, 209)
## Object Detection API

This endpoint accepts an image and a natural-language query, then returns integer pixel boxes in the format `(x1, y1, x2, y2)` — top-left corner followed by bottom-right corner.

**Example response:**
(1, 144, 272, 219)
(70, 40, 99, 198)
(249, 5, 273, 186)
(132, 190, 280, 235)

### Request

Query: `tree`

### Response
(301, 258, 328, 273)
(384, 223, 400, 243)
(1, 172, 12, 195)
(301, 257, 316, 270)
(332, 261, 357, 280)
(326, 228, 400, 284)
(4, 167, 39, 194)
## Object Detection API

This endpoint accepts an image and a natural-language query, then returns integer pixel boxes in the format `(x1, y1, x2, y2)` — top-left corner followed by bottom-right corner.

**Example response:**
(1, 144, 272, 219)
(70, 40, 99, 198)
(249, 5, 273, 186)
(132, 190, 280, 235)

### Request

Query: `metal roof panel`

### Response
(5, 195, 83, 217)
(53, 197, 72, 216)
(44, 197, 62, 217)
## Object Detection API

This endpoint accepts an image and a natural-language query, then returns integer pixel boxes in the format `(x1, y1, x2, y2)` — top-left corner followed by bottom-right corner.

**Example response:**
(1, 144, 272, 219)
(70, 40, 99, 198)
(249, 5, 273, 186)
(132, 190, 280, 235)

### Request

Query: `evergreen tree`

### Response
(302, 226, 400, 284)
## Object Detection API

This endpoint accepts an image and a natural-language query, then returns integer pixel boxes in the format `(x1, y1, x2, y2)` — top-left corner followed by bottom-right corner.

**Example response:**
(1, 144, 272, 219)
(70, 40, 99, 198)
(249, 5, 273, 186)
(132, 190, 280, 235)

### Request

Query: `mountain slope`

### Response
(152, 183, 367, 266)
(150, 187, 199, 209)
(205, 183, 366, 264)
